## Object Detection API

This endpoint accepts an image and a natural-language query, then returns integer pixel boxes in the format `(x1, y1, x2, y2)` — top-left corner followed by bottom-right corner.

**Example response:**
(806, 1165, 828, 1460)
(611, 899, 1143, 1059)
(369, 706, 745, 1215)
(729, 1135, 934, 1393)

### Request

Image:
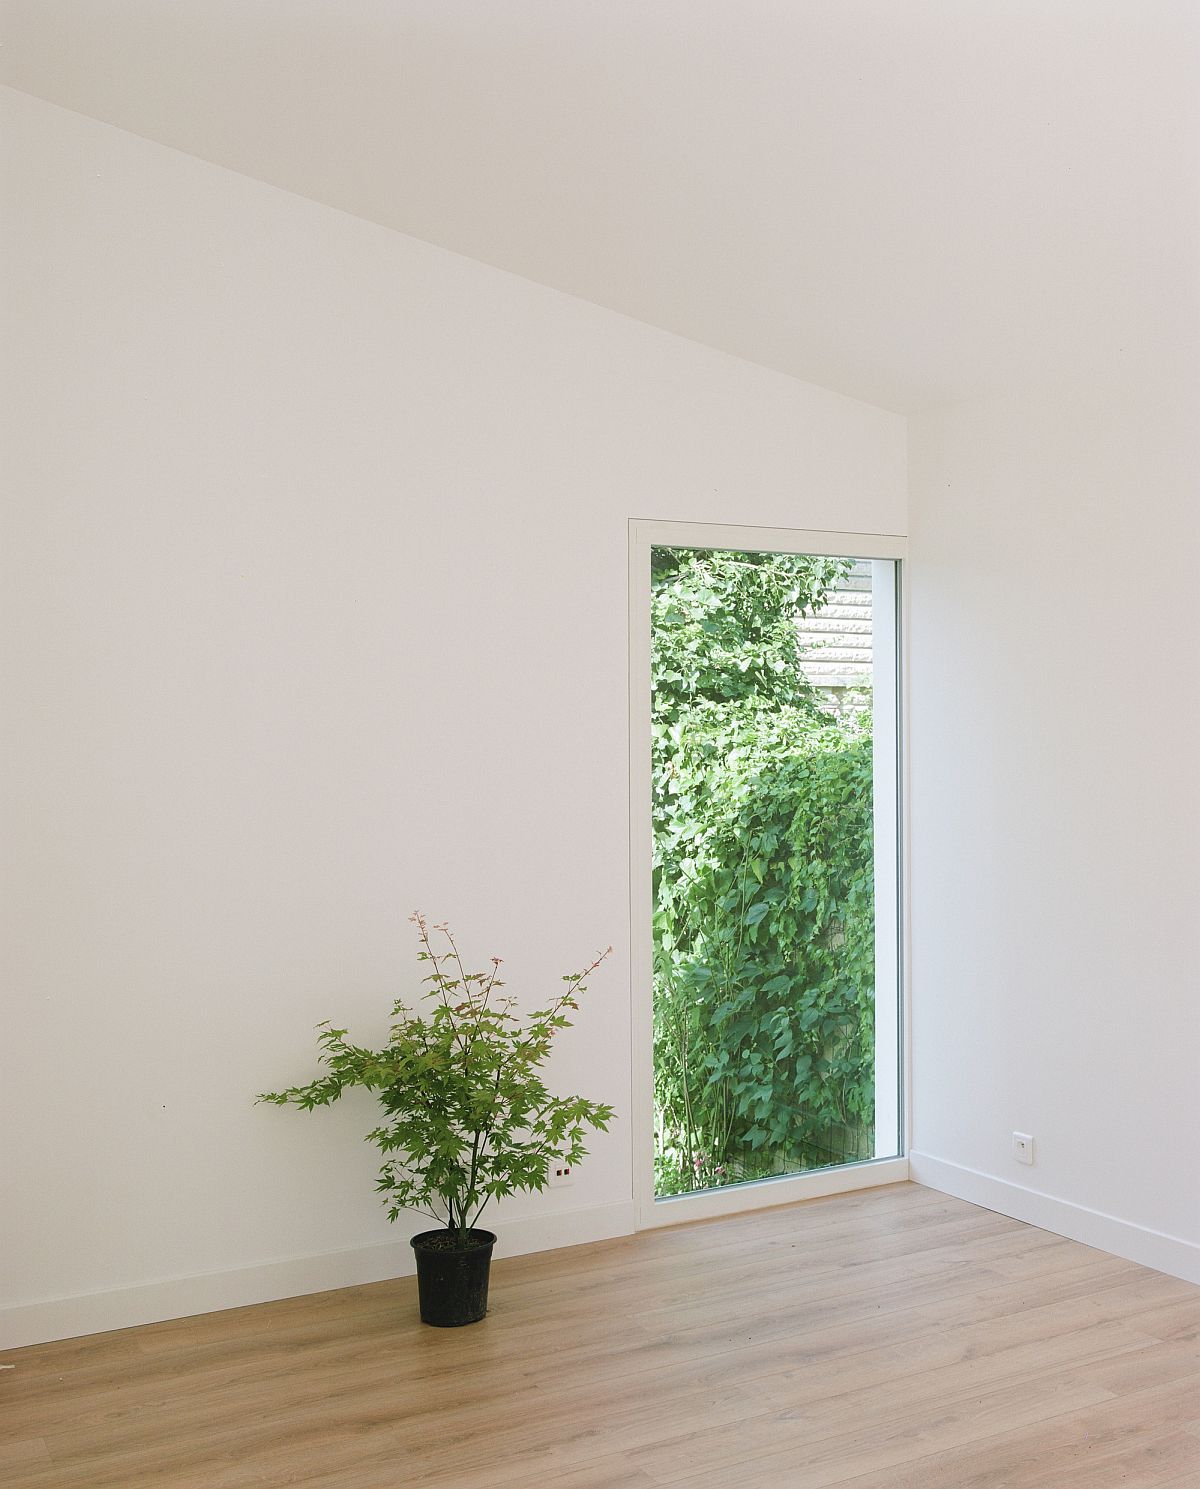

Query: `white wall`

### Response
(0, 88, 906, 1347)
(908, 376, 1200, 1280)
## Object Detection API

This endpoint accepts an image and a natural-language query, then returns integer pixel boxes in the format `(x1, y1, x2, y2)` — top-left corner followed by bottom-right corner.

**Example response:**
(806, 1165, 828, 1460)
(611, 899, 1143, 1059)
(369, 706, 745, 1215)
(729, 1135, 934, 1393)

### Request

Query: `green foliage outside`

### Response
(651, 548, 876, 1195)
(260, 914, 615, 1246)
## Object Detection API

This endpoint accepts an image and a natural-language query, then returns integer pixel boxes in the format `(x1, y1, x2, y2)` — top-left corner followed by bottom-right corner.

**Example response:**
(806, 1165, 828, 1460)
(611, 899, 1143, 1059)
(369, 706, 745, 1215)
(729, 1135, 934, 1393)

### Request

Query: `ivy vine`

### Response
(651, 547, 876, 1193)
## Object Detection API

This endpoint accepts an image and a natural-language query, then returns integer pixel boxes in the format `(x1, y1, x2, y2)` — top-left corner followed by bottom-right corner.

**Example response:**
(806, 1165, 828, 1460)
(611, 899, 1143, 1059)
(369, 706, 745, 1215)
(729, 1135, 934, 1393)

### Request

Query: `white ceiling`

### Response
(3, 0, 1197, 412)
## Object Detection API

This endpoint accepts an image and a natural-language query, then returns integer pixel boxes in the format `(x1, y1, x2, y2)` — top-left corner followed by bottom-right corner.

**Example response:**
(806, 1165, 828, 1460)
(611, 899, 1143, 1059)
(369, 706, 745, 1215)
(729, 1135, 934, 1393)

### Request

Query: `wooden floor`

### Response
(3, 1184, 1200, 1488)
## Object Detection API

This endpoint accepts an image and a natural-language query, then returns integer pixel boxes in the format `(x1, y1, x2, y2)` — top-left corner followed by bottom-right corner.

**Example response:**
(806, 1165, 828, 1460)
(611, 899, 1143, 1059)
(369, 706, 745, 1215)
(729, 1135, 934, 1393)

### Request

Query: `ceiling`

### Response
(3, 0, 1197, 412)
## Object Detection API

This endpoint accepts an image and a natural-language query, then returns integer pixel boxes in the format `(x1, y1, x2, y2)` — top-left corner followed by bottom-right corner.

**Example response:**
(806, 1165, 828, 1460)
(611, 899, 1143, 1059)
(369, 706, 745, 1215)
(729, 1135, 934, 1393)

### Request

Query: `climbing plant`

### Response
(651, 547, 876, 1194)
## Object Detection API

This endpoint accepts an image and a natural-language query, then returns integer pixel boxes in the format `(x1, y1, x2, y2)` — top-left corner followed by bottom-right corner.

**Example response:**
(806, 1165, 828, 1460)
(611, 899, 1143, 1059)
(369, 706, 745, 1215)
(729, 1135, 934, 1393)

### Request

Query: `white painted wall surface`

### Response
(908, 378, 1200, 1279)
(0, 88, 906, 1345)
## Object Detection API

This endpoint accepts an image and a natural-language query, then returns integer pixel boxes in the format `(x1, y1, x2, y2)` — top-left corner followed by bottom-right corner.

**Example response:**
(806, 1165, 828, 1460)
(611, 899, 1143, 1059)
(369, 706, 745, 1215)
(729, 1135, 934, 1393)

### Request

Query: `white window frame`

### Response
(628, 518, 910, 1230)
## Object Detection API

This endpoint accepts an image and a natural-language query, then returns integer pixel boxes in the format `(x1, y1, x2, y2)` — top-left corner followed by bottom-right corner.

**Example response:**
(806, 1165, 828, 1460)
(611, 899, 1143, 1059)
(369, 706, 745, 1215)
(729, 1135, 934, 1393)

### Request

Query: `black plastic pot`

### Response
(410, 1229, 497, 1327)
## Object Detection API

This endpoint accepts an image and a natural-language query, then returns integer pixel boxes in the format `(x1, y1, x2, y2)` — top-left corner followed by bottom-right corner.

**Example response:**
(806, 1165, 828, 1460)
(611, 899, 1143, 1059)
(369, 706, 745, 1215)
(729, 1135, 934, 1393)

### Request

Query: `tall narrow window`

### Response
(642, 536, 901, 1204)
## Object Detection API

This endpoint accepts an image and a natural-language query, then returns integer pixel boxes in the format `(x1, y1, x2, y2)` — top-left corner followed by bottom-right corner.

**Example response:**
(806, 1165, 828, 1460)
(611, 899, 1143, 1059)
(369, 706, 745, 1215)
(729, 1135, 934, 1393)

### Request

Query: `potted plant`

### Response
(258, 912, 614, 1326)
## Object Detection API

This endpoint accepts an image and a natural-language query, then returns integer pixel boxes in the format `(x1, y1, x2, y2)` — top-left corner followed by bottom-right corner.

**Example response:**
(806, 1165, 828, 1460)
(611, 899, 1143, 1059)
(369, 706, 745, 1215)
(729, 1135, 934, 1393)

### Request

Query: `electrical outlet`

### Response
(548, 1158, 576, 1188)
(1012, 1131, 1035, 1165)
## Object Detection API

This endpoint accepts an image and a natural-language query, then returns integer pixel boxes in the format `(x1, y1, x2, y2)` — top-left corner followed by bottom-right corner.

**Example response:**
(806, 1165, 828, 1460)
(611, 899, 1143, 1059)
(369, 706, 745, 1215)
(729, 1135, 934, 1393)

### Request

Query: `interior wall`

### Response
(907, 376, 1200, 1279)
(0, 87, 906, 1346)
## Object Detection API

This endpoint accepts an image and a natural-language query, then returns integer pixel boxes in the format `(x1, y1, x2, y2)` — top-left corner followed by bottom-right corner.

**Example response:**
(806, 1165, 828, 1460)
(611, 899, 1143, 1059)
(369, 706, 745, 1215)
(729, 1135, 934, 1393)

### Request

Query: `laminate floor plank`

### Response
(823, 1376, 1200, 1489)
(661, 1371, 1120, 1488)
(2, 1184, 1197, 1488)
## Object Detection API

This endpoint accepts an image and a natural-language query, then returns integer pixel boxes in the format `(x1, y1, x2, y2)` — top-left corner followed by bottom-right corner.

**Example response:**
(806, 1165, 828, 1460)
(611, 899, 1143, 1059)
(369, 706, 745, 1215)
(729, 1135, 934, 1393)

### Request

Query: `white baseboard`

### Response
(909, 1150, 1200, 1286)
(0, 1200, 637, 1352)
(19, 1156, 1195, 1352)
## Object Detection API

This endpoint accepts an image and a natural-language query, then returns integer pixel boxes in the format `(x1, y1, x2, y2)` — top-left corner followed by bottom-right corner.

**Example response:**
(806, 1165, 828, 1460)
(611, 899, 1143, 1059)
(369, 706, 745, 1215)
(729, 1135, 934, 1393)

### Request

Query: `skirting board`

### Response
(909, 1150, 1200, 1287)
(0, 1200, 637, 1352)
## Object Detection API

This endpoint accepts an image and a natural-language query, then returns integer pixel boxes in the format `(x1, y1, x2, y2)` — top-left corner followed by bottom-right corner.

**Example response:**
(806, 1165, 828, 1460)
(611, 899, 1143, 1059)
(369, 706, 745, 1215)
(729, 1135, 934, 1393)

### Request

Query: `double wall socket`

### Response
(1012, 1131, 1035, 1165)
(548, 1158, 576, 1187)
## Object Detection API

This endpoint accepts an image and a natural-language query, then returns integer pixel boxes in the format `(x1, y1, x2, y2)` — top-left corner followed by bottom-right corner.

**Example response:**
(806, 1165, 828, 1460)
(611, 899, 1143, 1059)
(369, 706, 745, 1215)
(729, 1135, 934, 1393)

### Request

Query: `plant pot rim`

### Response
(410, 1227, 497, 1253)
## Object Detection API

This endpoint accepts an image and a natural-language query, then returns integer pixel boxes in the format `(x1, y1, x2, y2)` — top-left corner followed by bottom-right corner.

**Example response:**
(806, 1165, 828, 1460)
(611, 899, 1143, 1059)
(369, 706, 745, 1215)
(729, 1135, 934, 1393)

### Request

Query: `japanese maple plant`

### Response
(259, 913, 615, 1251)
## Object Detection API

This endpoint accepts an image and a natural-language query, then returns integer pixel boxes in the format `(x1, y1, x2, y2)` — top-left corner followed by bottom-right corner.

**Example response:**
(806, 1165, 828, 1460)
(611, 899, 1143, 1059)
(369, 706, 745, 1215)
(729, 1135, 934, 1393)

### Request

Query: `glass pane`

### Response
(651, 546, 899, 1199)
